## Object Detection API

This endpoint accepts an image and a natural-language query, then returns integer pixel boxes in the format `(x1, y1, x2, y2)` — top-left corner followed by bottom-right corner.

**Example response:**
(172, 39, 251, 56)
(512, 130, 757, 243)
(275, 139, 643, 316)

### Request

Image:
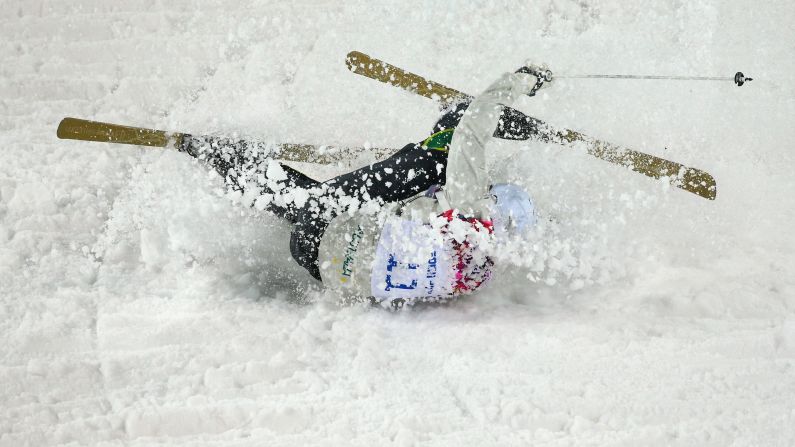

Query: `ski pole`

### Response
(553, 71, 752, 86)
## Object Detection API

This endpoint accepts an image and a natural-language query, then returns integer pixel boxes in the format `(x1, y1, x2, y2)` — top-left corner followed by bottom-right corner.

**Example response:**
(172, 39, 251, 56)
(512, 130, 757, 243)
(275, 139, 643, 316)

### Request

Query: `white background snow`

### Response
(2, 0, 794, 445)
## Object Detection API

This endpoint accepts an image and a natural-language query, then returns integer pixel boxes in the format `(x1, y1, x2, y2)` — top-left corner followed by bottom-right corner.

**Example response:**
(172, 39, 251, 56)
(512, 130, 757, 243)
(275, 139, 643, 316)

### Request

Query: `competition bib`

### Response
(370, 218, 454, 300)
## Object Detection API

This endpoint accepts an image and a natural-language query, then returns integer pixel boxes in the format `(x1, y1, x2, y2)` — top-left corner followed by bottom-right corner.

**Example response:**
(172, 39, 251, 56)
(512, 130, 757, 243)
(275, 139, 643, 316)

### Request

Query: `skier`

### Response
(182, 64, 549, 308)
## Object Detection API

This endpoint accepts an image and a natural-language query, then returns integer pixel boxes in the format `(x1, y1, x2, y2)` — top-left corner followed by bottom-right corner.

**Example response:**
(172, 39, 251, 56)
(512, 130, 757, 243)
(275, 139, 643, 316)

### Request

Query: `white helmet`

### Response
(489, 183, 538, 234)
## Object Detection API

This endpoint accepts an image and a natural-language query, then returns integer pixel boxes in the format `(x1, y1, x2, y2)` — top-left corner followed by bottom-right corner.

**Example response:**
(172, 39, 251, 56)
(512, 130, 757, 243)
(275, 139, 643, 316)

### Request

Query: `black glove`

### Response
(515, 63, 553, 97)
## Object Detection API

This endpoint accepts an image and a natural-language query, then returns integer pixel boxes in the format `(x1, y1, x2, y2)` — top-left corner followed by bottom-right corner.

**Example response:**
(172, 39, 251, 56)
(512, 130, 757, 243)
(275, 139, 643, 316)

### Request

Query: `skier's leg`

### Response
(494, 107, 541, 140)
(301, 102, 482, 222)
(429, 100, 539, 141)
(322, 143, 448, 212)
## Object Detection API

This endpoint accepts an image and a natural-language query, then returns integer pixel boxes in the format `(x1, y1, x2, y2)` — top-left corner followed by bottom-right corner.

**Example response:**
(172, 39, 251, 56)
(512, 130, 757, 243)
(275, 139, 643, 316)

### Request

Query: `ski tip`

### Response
(683, 173, 717, 200)
(56, 117, 71, 139)
(345, 51, 369, 72)
(57, 117, 82, 140)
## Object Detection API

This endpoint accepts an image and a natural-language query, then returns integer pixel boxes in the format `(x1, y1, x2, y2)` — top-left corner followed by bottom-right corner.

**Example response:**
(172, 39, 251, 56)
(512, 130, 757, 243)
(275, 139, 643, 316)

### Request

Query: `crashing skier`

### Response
(181, 64, 551, 308)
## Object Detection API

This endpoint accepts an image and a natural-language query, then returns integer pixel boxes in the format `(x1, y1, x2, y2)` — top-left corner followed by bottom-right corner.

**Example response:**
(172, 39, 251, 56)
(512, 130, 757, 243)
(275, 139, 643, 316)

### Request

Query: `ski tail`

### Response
(345, 51, 716, 201)
(57, 117, 184, 148)
(56, 117, 395, 165)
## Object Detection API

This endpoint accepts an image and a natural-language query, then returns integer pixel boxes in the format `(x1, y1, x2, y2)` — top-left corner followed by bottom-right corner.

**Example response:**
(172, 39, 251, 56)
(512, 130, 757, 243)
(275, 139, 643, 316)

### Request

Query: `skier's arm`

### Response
(444, 71, 543, 216)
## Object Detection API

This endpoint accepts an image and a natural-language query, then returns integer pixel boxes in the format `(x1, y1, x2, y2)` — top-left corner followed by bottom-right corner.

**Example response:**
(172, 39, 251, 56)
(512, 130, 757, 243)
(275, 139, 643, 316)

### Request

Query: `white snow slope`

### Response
(2, 0, 794, 445)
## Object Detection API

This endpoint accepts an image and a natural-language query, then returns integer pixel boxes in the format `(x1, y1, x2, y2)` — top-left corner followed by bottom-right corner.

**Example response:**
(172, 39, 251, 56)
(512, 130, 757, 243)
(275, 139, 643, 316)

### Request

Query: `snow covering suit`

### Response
(184, 71, 541, 307)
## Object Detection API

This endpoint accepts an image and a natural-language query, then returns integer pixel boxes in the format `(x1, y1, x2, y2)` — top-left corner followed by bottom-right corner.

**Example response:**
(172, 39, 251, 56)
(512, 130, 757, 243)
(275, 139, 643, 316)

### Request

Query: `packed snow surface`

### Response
(2, 0, 794, 445)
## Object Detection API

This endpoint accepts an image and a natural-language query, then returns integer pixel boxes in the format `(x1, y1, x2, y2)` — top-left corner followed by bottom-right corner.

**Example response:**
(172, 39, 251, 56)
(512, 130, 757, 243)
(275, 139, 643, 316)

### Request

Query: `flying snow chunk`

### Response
(254, 194, 273, 211)
(266, 160, 288, 182)
(287, 188, 310, 208)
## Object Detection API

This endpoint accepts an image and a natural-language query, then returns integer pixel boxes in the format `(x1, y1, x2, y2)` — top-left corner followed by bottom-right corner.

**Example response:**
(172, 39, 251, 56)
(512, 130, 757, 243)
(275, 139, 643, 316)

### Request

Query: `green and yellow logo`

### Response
(422, 128, 454, 152)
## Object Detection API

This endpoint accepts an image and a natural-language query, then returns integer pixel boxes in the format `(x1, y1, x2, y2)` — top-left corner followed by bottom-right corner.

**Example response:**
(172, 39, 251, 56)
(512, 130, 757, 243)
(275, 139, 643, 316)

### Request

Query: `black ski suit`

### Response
(181, 101, 538, 280)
